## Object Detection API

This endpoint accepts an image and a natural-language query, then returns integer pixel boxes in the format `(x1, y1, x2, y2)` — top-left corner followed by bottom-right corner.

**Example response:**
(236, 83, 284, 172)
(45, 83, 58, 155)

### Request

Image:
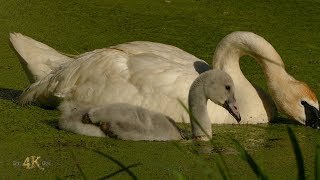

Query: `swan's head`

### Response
(273, 81, 319, 128)
(203, 70, 241, 122)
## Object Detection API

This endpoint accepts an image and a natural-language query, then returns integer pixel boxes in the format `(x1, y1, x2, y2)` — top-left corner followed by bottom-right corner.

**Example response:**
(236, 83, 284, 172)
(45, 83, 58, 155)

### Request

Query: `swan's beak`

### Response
(302, 101, 320, 129)
(223, 97, 241, 122)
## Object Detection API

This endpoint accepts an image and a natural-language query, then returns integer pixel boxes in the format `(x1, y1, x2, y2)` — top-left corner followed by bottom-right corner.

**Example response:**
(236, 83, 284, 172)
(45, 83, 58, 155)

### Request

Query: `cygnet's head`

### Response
(202, 70, 241, 122)
(272, 81, 319, 128)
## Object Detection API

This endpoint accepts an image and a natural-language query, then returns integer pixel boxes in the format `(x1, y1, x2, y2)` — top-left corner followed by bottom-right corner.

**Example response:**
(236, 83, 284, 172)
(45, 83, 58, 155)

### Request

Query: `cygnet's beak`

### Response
(223, 97, 241, 122)
(302, 101, 320, 129)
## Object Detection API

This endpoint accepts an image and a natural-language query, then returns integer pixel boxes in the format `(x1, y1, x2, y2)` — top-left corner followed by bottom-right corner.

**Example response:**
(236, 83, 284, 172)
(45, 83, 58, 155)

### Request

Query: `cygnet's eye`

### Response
(225, 85, 231, 91)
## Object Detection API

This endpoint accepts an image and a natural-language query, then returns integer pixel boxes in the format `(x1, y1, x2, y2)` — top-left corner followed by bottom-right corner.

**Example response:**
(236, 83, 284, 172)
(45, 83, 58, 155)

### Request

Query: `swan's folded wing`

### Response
(128, 53, 198, 98)
(113, 41, 200, 65)
(18, 41, 209, 122)
(126, 53, 204, 121)
(113, 41, 207, 98)
(19, 48, 131, 105)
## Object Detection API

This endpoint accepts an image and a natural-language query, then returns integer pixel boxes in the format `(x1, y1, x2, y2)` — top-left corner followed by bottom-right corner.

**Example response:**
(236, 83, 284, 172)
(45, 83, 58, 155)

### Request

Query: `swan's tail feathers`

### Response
(18, 78, 60, 108)
(9, 33, 74, 82)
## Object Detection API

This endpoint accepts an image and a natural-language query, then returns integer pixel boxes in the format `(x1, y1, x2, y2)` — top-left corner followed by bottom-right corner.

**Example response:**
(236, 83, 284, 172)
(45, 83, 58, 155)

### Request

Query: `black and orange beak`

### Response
(301, 101, 319, 129)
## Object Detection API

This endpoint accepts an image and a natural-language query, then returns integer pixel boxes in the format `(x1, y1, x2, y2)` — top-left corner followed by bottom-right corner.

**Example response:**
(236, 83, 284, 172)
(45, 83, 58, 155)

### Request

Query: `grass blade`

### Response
(216, 153, 231, 180)
(98, 163, 141, 180)
(287, 127, 305, 180)
(232, 139, 268, 180)
(315, 145, 320, 180)
(216, 161, 228, 180)
(71, 151, 87, 180)
(93, 150, 141, 180)
(179, 99, 232, 179)
(172, 170, 188, 180)
(178, 99, 215, 145)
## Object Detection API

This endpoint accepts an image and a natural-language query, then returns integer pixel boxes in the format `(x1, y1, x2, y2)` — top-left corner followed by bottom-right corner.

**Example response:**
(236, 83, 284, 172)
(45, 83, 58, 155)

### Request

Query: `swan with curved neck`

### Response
(60, 70, 240, 140)
(212, 32, 319, 126)
(9, 31, 319, 134)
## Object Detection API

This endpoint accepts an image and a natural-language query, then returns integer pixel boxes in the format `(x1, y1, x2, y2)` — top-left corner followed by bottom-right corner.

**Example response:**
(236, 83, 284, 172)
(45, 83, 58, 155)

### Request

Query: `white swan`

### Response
(9, 31, 319, 129)
(59, 70, 241, 140)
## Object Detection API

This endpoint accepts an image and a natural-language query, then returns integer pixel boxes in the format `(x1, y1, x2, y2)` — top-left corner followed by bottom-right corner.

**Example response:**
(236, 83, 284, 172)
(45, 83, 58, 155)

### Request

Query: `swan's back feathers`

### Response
(19, 48, 128, 105)
(18, 43, 203, 122)
(10, 33, 73, 82)
(11, 34, 210, 122)
(113, 41, 200, 64)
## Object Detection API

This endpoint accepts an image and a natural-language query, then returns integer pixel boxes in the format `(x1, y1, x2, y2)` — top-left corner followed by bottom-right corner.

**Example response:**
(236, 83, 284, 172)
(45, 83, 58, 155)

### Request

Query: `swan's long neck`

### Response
(212, 32, 292, 105)
(188, 77, 212, 140)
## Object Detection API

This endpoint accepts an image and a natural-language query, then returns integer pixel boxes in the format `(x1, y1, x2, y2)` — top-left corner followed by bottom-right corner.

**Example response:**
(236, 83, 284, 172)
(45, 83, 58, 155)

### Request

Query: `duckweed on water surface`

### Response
(0, 0, 319, 178)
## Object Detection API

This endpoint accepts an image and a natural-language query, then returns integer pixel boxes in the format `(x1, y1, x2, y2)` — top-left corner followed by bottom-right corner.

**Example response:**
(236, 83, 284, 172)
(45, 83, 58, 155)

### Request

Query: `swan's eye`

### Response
(225, 85, 231, 91)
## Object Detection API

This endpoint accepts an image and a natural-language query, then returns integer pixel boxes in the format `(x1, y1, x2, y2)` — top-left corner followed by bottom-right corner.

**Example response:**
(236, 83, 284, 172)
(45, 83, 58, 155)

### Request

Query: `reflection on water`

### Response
(177, 123, 319, 156)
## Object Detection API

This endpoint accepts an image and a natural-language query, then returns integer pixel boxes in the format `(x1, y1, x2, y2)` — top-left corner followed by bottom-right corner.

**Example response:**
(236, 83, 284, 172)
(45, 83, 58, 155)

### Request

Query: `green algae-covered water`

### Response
(0, 0, 319, 178)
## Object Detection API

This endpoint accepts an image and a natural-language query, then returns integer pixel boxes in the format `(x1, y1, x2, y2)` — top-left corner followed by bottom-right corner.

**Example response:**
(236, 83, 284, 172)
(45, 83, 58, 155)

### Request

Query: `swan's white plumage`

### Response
(10, 33, 73, 82)
(59, 70, 239, 140)
(11, 32, 319, 128)
(20, 44, 203, 122)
